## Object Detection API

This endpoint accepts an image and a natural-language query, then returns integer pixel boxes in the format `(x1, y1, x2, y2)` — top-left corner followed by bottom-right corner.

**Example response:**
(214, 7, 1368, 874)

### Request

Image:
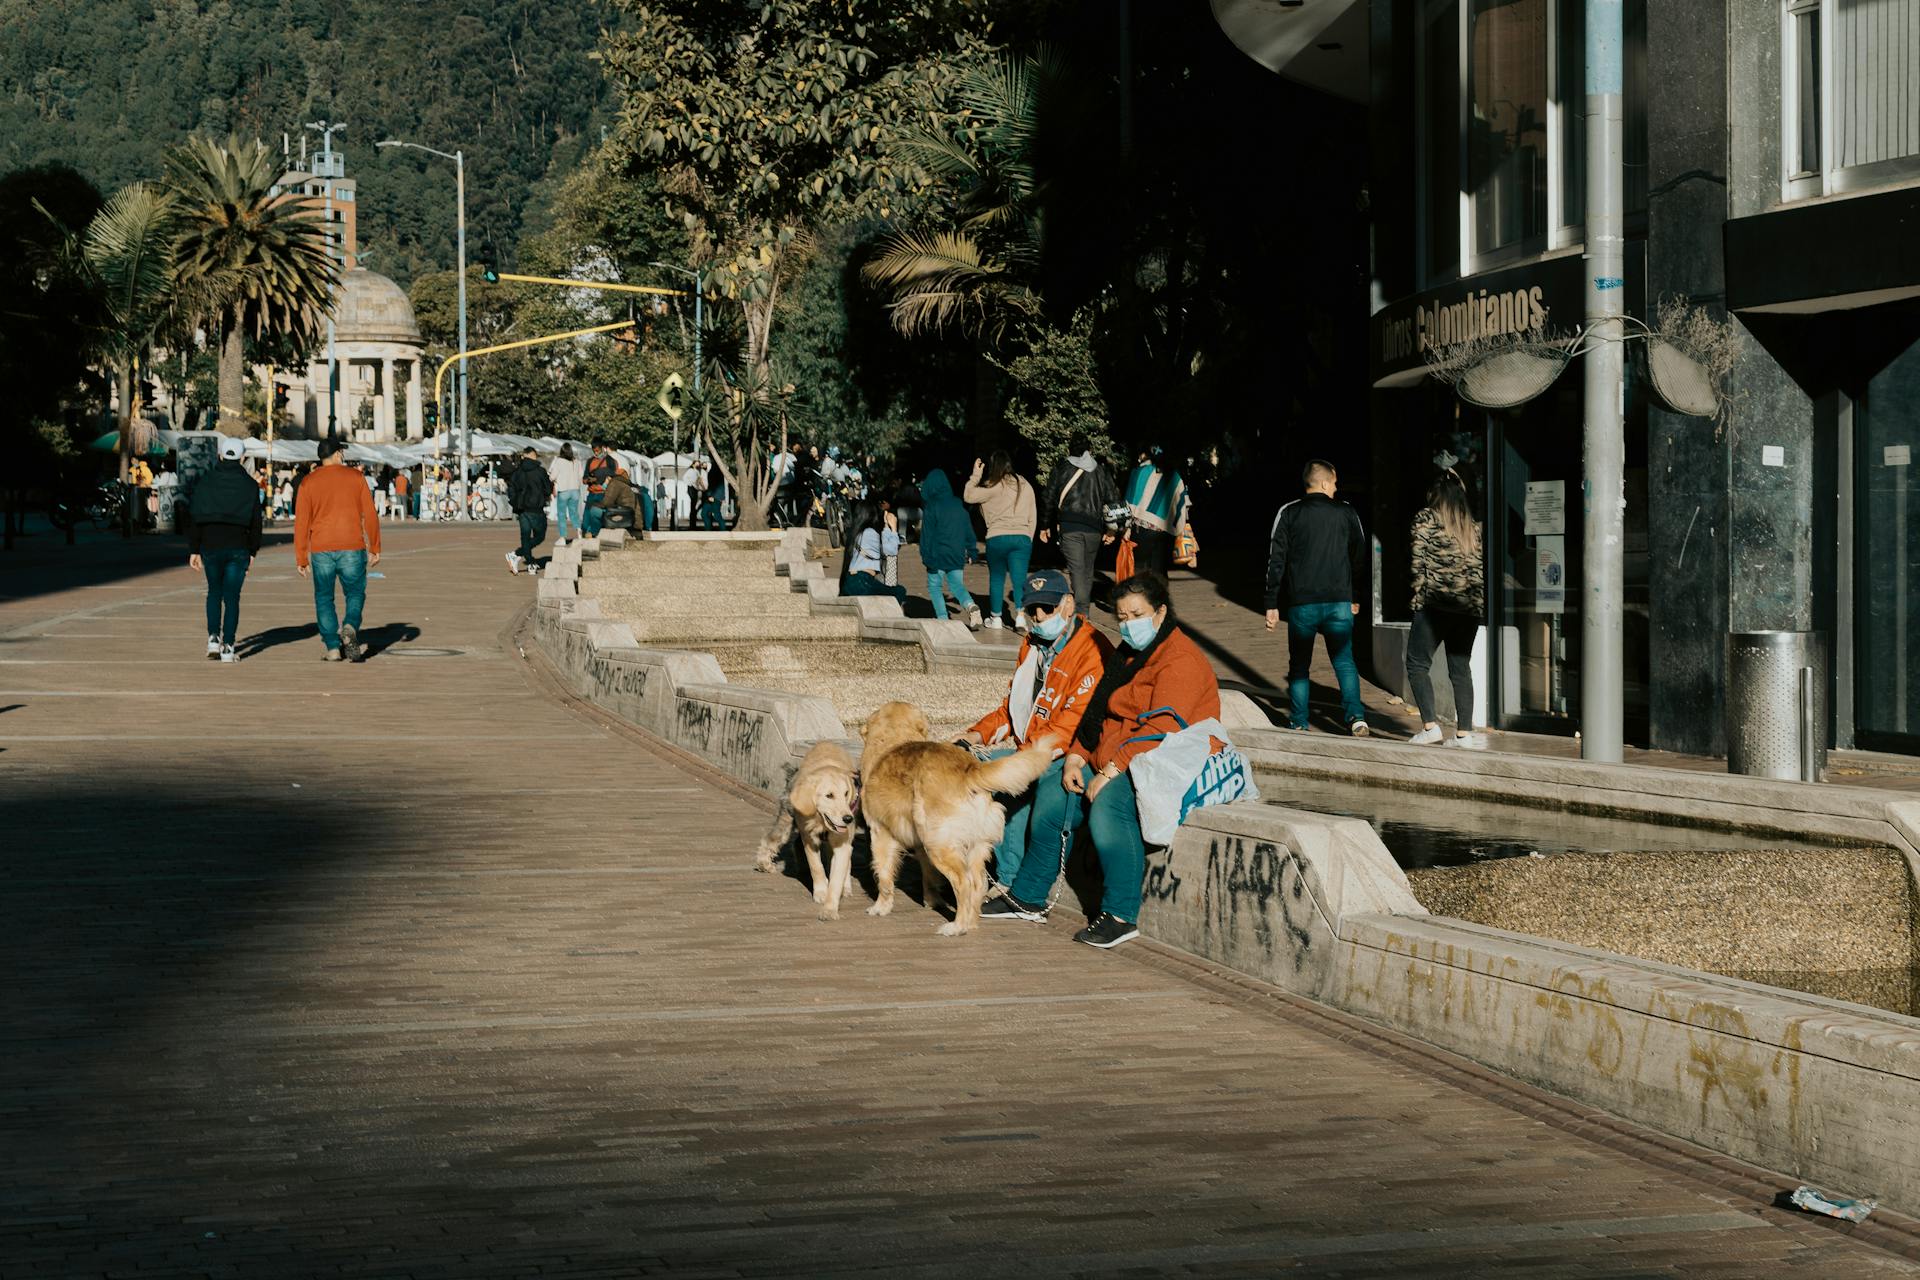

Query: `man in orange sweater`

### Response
(295, 440, 382, 662)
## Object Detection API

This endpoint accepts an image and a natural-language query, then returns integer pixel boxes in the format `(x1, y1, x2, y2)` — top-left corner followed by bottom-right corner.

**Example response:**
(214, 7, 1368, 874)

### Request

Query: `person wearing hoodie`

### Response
(917, 468, 983, 629)
(186, 436, 265, 663)
(505, 446, 552, 575)
(963, 450, 1038, 632)
(1039, 433, 1120, 615)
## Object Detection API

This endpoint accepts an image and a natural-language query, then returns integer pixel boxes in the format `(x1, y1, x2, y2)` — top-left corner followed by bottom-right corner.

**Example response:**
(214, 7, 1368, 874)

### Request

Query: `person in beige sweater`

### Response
(964, 451, 1038, 632)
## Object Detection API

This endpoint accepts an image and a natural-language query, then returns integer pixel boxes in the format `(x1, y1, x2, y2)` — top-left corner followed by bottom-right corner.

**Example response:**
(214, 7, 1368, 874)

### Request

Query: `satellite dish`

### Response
(1646, 338, 1719, 417)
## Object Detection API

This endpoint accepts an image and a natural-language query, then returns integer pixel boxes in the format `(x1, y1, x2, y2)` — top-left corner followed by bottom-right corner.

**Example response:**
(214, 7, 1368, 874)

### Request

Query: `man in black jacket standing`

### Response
(1264, 459, 1369, 734)
(187, 436, 265, 663)
(1038, 434, 1119, 616)
(505, 447, 552, 575)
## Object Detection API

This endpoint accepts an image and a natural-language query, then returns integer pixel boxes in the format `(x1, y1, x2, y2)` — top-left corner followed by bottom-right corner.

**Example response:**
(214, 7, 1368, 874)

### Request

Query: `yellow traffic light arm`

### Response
(485, 271, 685, 297)
(432, 319, 635, 411)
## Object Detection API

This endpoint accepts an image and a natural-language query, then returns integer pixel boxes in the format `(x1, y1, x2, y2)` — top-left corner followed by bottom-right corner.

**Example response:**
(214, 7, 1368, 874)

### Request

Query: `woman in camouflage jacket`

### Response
(1407, 473, 1484, 744)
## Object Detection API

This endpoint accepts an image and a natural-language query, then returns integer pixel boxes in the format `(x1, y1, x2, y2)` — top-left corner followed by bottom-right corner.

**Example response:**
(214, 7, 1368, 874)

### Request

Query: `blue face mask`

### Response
(1119, 614, 1159, 651)
(1031, 611, 1068, 643)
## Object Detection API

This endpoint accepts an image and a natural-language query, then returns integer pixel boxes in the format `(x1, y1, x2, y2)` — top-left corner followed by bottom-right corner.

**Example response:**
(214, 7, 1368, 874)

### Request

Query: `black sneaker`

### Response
(339, 624, 363, 663)
(1074, 912, 1139, 949)
(980, 892, 1046, 922)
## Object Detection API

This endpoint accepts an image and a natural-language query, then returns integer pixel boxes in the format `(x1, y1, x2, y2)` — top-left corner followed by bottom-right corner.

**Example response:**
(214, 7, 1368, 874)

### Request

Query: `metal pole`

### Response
(455, 150, 470, 520)
(1581, 0, 1626, 762)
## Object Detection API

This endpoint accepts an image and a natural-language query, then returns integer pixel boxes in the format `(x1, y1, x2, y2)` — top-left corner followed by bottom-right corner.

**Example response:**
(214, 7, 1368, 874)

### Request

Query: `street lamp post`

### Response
(378, 138, 468, 518)
(304, 120, 347, 440)
(650, 261, 703, 530)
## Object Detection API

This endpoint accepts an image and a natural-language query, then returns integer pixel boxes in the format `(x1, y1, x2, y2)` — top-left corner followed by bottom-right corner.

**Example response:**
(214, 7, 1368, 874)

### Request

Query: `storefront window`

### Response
(1856, 334, 1920, 751)
(1469, 0, 1549, 258)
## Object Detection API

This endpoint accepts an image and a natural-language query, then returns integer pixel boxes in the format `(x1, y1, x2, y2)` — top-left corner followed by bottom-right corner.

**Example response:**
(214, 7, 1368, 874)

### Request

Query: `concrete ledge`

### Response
(1333, 913, 1920, 1215)
(646, 529, 786, 543)
(1135, 800, 1920, 1215)
(1238, 726, 1920, 867)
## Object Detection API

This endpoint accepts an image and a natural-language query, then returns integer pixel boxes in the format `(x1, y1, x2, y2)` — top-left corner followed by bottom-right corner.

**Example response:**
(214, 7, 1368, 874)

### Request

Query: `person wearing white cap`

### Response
(186, 436, 265, 663)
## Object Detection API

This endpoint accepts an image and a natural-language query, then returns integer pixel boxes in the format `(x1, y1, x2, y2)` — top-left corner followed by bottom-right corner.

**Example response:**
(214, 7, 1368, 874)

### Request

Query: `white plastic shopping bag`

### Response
(1128, 716, 1260, 846)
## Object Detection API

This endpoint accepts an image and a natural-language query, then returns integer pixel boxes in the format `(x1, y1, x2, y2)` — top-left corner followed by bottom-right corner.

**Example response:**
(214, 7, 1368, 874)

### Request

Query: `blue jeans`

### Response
(700, 493, 726, 529)
(554, 489, 584, 539)
(843, 570, 906, 604)
(926, 568, 976, 620)
(1007, 758, 1148, 922)
(638, 488, 656, 531)
(1286, 601, 1365, 730)
(310, 549, 367, 652)
(201, 548, 249, 646)
(983, 534, 1033, 622)
(583, 500, 604, 536)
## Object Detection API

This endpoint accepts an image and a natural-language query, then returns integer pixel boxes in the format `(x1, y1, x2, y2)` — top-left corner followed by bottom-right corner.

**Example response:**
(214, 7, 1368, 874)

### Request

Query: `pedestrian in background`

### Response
(1039, 434, 1119, 616)
(918, 468, 983, 629)
(701, 455, 728, 530)
(1406, 472, 1485, 745)
(1264, 459, 1369, 735)
(294, 438, 381, 663)
(1122, 447, 1191, 577)
(505, 446, 551, 575)
(548, 443, 584, 546)
(581, 438, 618, 537)
(187, 435, 263, 663)
(963, 451, 1037, 633)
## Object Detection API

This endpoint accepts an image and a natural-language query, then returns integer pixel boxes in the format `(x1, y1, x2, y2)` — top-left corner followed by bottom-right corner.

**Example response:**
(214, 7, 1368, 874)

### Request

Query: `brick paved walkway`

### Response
(3, 521, 1916, 1277)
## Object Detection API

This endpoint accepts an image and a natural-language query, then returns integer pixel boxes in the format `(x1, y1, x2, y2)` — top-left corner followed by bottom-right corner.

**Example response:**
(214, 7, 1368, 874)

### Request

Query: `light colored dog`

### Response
(753, 740, 862, 920)
(859, 701, 1059, 936)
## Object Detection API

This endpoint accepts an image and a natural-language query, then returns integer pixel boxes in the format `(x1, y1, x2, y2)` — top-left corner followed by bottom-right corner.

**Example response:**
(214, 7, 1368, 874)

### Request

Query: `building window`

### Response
(1784, 0, 1920, 200)
(1469, 0, 1549, 258)
(1416, 0, 1627, 283)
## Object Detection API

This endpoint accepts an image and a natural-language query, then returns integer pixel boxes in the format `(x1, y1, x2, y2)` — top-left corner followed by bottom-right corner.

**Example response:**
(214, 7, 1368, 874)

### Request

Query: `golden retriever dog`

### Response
(859, 702, 1060, 936)
(859, 700, 931, 773)
(753, 740, 862, 920)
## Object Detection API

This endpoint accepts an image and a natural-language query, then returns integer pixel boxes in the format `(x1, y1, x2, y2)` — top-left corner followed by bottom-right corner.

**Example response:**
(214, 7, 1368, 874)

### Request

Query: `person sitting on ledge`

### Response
(839, 499, 907, 604)
(952, 569, 1111, 893)
(980, 571, 1220, 950)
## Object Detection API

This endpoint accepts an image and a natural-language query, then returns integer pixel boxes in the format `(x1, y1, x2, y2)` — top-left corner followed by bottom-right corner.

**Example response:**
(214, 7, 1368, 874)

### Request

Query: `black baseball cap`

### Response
(1025, 569, 1071, 609)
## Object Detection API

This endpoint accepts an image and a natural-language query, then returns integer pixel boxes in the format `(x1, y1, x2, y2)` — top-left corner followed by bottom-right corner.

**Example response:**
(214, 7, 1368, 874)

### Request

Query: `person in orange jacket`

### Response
(953, 569, 1112, 890)
(981, 570, 1221, 949)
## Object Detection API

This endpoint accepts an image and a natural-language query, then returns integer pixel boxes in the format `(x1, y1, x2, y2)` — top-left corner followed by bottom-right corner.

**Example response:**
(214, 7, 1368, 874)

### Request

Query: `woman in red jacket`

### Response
(981, 571, 1220, 948)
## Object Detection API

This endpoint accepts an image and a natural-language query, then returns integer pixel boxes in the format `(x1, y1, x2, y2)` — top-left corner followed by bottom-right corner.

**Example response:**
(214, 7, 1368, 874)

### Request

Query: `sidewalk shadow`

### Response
(357, 622, 420, 658)
(235, 623, 318, 658)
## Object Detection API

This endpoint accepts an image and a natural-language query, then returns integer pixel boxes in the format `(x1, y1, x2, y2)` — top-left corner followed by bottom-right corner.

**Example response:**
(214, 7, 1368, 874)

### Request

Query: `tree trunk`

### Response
(217, 314, 248, 437)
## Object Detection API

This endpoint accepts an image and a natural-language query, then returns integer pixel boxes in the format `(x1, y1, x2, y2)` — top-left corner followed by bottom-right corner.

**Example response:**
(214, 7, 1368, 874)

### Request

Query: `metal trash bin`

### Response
(1726, 631, 1829, 781)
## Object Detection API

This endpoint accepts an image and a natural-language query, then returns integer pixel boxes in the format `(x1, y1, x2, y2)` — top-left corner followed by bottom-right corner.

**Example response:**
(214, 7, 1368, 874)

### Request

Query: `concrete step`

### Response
(615, 547, 781, 568)
(739, 671, 1007, 734)
(580, 569, 800, 595)
(608, 614, 866, 643)
(586, 589, 815, 617)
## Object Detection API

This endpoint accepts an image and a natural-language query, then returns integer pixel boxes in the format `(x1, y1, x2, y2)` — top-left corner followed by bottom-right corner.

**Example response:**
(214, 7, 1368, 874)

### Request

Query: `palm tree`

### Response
(862, 50, 1055, 342)
(167, 136, 338, 436)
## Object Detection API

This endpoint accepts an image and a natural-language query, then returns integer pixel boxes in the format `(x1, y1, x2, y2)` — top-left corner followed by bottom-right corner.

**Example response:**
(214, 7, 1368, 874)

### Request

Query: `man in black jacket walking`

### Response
(1038, 433, 1119, 615)
(505, 447, 552, 575)
(187, 436, 265, 662)
(1264, 459, 1369, 734)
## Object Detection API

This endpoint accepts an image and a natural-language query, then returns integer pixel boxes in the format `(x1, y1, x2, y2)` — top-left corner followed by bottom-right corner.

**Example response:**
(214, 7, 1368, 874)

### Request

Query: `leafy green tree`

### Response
(167, 135, 337, 435)
(996, 306, 1113, 475)
(0, 162, 102, 546)
(599, 0, 1036, 525)
(862, 49, 1053, 342)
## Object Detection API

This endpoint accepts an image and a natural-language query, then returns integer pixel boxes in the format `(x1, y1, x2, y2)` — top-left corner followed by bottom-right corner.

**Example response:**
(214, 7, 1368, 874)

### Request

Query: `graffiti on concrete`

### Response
(1199, 836, 1315, 969)
(587, 654, 648, 700)
(1142, 847, 1183, 905)
(677, 699, 769, 772)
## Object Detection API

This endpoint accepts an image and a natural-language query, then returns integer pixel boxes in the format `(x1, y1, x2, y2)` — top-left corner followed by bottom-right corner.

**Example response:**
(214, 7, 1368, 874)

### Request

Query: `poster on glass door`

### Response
(1536, 535, 1566, 614)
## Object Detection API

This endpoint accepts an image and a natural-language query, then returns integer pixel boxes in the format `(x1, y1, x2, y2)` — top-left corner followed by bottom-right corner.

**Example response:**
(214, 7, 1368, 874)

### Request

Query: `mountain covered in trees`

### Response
(0, 0, 610, 284)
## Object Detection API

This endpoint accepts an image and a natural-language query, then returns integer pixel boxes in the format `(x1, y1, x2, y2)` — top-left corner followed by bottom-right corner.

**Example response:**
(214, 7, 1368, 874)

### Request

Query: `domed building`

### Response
(286, 268, 428, 442)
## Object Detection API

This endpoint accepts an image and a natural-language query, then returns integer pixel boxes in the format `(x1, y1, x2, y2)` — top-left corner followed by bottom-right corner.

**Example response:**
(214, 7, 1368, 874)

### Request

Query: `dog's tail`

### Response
(753, 803, 794, 872)
(967, 733, 1063, 797)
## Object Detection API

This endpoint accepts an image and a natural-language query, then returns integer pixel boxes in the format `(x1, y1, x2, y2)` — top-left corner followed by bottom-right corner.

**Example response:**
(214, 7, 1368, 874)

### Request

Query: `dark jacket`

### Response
(917, 469, 975, 573)
(1041, 457, 1119, 535)
(506, 457, 552, 514)
(187, 459, 264, 555)
(1264, 492, 1367, 608)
